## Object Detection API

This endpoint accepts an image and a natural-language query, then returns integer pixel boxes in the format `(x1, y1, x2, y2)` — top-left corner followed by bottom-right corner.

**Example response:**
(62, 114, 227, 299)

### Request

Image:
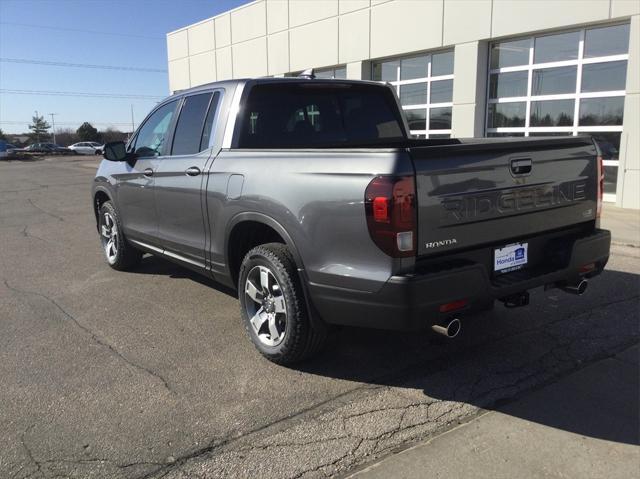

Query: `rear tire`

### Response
(98, 201, 142, 271)
(238, 243, 327, 364)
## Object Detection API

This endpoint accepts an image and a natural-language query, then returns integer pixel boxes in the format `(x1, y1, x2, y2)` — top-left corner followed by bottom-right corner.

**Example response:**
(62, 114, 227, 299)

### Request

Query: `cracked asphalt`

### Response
(0, 155, 638, 479)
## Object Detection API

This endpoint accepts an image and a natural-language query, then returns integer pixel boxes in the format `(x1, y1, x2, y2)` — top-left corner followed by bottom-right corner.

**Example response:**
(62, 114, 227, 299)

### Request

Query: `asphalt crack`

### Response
(3, 280, 176, 396)
(18, 425, 43, 479)
(27, 198, 64, 222)
(20, 225, 48, 243)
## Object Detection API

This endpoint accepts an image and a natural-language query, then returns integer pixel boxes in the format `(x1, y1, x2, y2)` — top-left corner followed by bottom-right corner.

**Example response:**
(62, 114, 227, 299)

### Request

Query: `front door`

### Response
(154, 91, 221, 267)
(116, 100, 178, 244)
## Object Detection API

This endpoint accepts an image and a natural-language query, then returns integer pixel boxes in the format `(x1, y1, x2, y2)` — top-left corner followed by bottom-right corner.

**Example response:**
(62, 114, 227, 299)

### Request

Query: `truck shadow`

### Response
(129, 255, 638, 446)
(132, 254, 237, 298)
(297, 267, 639, 447)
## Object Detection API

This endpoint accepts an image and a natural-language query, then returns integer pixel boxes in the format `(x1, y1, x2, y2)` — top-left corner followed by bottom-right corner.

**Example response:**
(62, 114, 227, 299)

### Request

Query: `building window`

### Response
(372, 50, 454, 138)
(314, 66, 346, 79)
(287, 66, 347, 79)
(487, 23, 630, 202)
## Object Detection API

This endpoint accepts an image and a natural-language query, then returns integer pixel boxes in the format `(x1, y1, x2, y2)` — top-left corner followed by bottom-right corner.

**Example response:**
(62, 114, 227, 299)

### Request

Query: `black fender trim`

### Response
(224, 211, 305, 275)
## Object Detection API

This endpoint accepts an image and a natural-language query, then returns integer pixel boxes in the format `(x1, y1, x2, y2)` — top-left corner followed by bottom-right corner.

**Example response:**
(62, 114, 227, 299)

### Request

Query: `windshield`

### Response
(235, 82, 407, 148)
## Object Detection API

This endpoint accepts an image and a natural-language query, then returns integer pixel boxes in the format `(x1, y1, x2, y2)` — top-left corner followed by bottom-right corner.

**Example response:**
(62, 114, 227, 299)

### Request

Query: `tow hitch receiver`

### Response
(500, 291, 530, 308)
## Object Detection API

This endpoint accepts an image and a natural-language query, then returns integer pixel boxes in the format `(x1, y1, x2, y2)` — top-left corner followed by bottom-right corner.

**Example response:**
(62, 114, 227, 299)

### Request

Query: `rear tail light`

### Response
(596, 155, 604, 218)
(364, 175, 417, 257)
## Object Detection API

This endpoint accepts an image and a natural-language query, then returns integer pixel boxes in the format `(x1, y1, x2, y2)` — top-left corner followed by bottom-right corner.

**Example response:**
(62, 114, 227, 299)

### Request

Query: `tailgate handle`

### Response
(510, 158, 532, 176)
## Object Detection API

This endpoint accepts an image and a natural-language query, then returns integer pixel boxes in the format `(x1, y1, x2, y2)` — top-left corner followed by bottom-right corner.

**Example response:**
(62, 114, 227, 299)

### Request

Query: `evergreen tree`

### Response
(77, 122, 100, 142)
(28, 115, 51, 142)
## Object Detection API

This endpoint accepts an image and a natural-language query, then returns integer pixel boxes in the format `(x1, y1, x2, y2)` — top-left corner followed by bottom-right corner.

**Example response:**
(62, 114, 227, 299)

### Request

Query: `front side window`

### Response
(132, 101, 178, 157)
(372, 49, 454, 138)
(486, 23, 630, 202)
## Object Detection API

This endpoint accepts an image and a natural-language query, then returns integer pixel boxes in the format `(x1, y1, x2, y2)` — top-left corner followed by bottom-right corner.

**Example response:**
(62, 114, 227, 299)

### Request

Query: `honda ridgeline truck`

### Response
(92, 77, 611, 364)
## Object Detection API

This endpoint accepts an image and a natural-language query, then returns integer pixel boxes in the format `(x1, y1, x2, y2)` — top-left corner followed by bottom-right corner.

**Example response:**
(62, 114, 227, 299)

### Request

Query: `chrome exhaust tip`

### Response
(560, 279, 589, 296)
(432, 317, 461, 338)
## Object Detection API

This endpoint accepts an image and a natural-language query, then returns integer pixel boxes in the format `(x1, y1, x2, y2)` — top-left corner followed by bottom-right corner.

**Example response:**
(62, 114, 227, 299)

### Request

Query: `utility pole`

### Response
(35, 110, 40, 143)
(49, 113, 57, 144)
(130, 104, 135, 137)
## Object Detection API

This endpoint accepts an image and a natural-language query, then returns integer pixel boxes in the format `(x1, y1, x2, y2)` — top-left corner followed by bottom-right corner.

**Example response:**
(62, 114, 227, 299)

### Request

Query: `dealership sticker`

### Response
(494, 242, 528, 273)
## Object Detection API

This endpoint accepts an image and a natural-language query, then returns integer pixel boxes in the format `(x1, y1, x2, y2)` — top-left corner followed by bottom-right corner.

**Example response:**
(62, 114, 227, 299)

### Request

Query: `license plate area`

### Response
(494, 242, 528, 274)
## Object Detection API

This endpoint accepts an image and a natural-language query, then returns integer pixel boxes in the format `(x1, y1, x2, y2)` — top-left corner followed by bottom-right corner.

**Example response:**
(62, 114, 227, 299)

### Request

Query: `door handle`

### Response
(143, 168, 154, 177)
(185, 166, 201, 176)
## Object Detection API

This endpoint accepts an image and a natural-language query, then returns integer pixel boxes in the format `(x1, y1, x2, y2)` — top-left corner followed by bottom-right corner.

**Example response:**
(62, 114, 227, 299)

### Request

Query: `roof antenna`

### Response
(298, 68, 316, 79)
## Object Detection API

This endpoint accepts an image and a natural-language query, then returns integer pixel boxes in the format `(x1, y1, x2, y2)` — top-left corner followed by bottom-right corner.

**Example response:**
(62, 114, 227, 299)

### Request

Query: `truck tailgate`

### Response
(410, 136, 598, 257)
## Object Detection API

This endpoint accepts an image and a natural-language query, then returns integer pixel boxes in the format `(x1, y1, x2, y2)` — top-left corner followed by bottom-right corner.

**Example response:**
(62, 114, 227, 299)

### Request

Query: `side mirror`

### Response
(103, 141, 128, 161)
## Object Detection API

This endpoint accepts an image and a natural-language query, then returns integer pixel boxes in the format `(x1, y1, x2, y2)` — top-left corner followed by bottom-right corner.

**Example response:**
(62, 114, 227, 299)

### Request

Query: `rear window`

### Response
(235, 83, 406, 148)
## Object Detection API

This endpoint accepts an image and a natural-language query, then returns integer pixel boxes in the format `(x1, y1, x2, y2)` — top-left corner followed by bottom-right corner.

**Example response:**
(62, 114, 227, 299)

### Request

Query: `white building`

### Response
(167, 0, 640, 209)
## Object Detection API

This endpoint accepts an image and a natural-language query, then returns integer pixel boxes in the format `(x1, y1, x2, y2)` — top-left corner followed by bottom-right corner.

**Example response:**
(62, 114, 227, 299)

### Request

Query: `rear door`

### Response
(410, 136, 598, 257)
(154, 90, 222, 267)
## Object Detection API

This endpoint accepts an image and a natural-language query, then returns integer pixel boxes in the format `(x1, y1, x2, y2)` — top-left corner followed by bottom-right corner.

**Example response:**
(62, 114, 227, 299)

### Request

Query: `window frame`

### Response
(372, 49, 454, 138)
(486, 23, 630, 203)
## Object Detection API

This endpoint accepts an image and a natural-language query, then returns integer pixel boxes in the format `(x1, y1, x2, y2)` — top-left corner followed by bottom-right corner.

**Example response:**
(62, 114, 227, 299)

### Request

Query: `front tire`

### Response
(98, 201, 142, 271)
(238, 243, 327, 365)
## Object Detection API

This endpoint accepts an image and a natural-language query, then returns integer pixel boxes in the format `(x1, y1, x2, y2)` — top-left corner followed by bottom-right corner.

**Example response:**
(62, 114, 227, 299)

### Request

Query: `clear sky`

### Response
(0, 0, 248, 135)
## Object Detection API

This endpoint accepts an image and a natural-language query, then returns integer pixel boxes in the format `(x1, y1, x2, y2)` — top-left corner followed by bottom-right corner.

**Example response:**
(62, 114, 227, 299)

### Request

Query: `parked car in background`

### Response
(43, 143, 76, 155)
(20, 143, 53, 154)
(22, 143, 76, 155)
(0, 140, 12, 159)
(69, 142, 104, 155)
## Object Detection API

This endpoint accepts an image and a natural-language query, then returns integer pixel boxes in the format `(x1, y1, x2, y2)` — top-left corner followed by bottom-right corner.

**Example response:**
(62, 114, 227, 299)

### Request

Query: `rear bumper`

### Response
(308, 228, 611, 331)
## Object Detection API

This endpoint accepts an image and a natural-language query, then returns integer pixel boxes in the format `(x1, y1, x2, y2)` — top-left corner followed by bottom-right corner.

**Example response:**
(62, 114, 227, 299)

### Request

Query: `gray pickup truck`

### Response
(92, 77, 611, 364)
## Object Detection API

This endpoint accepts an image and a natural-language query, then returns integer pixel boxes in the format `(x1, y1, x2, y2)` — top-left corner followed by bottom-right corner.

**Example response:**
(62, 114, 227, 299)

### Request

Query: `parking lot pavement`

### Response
(348, 344, 639, 479)
(0, 155, 638, 479)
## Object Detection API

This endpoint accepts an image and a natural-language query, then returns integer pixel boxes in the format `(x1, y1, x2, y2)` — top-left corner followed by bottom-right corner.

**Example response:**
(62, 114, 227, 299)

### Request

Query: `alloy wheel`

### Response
(100, 212, 118, 264)
(244, 265, 287, 347)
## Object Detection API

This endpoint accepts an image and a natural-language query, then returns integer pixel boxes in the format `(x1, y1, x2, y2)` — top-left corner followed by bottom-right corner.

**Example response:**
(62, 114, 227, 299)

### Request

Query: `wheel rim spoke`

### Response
(259, 267, 270, 293)
(101, 225, 110, 238)
(273, 296, 286, 314)
(267, 315, 280, 342)
(245, 280, 262, 303)
(250, 308, 267, 332)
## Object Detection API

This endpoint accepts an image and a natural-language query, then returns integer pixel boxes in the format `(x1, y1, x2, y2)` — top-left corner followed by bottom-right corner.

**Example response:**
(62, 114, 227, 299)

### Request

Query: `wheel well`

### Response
(228, 221, 286, 288)
(93, 191, 110, 223)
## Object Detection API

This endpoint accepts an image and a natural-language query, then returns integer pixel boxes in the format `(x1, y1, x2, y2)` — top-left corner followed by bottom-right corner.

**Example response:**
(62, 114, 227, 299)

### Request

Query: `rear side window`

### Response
(171, 92, 216, 155)
(235, 83, 406, 148)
